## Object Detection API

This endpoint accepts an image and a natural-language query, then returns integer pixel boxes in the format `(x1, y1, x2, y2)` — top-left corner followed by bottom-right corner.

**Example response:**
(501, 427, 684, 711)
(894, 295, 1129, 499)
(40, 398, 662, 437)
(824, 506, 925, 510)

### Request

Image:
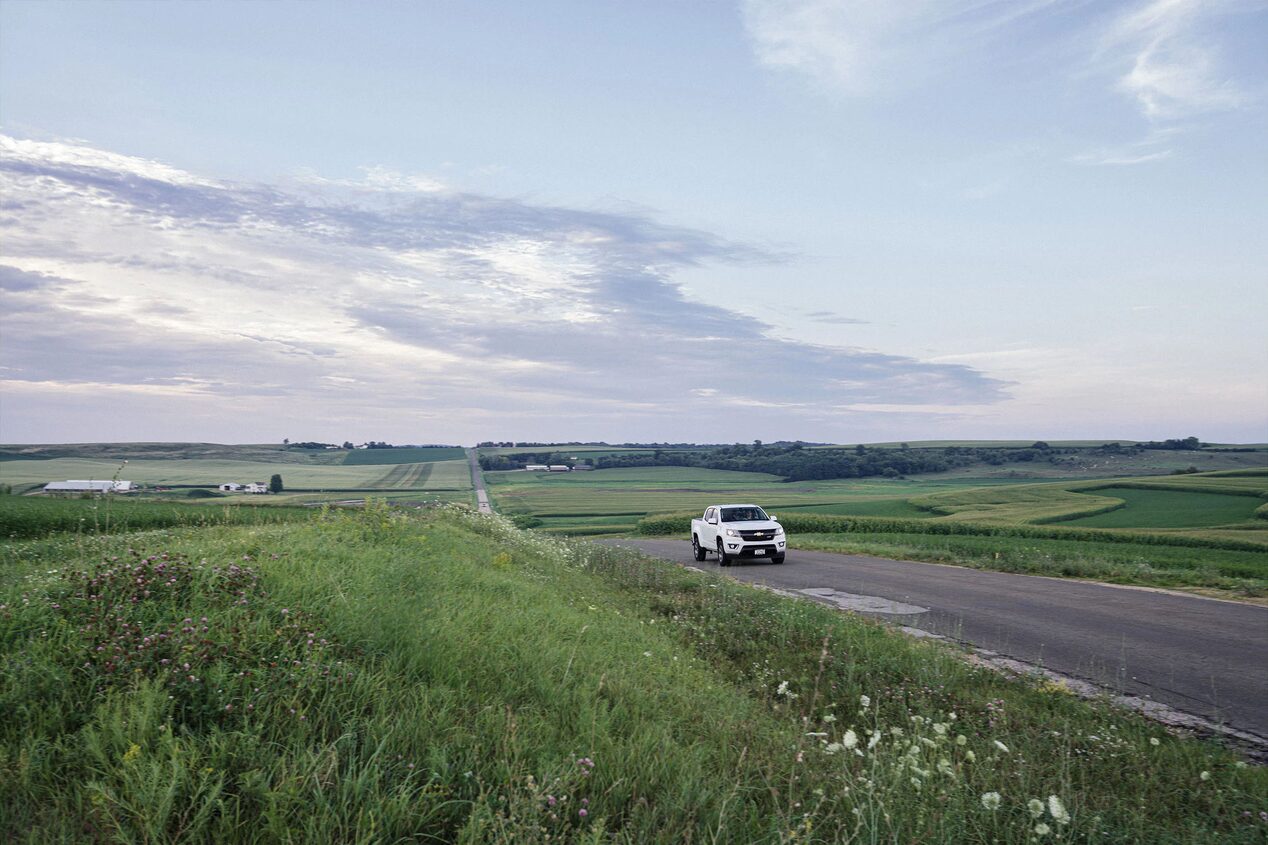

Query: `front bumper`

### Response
(723, 539, 785, 557)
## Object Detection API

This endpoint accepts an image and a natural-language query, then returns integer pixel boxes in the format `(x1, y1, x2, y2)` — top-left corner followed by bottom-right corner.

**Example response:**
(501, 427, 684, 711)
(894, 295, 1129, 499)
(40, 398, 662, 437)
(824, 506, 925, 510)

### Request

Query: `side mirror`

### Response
(708, 518, 717, 525)
(769, 515, 778, 521)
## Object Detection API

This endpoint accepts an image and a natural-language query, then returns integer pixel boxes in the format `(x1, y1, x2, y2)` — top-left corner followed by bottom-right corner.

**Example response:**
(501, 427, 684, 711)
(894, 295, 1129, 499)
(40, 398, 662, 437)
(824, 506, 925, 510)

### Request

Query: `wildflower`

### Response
(955, 734, 967, 746)
(1034, 822, 1051, 836)
(860, 694, 871, 709)
(964, 750, 976, 763)
(1028, 798, 1045, 818)
(1149, 737, 1160, 746)
(843, 730, 858, 749)
(1199, 771, 1211, 781)
(823, 713, 837, 723)
(980, 792, 1001, 811)
(993, 740, 1010, 753)
(1048, 795, 1070, 825)
(578, 809, 588, 818)
(823, 742, 842, 755)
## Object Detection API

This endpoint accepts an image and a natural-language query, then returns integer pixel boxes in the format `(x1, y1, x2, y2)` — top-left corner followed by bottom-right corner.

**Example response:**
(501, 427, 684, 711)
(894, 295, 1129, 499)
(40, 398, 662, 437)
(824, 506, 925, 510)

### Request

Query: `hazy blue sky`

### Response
(1, 0, 1265, 444)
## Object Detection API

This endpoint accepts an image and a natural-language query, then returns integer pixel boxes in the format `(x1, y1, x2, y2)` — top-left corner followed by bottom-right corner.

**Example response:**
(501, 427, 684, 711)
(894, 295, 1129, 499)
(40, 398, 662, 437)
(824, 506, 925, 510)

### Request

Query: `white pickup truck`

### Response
(691, 504, 786, 566)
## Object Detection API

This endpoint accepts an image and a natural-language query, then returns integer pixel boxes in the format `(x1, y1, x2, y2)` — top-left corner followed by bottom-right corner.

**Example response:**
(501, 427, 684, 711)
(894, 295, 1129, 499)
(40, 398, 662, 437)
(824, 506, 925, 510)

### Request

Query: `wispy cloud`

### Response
(740, 0, 1065, 94)
(0, 134, 1006, 441)
(1102, 0, 1248, 120)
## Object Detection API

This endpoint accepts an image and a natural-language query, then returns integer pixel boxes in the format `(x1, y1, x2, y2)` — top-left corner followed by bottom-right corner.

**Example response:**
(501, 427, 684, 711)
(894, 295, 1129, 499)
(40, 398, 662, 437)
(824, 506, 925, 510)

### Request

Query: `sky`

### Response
(1, 0, 1265, 445)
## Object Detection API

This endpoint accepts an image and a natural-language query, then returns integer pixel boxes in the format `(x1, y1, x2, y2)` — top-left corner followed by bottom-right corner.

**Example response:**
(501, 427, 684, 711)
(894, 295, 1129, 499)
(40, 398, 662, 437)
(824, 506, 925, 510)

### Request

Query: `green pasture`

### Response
(1063, 487, 1264, 529)
(341, 446, 466, 465)
(486, 466, 1033, 533)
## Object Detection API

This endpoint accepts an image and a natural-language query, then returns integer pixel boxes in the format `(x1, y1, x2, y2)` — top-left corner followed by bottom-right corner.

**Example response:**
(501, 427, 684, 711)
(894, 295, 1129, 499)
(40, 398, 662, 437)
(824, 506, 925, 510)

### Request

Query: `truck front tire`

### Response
(717, 540, 732, 567)
(692, 535, 706, 561)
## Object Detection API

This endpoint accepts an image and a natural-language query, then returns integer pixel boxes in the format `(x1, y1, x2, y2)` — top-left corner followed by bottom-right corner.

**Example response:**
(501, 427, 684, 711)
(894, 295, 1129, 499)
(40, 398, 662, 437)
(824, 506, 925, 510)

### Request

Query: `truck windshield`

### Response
(721, 507, 768, 522)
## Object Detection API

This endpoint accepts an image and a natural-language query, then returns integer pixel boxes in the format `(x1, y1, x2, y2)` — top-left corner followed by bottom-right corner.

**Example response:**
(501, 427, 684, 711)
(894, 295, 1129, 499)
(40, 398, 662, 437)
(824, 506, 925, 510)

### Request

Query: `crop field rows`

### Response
(0, 456, 474, 496)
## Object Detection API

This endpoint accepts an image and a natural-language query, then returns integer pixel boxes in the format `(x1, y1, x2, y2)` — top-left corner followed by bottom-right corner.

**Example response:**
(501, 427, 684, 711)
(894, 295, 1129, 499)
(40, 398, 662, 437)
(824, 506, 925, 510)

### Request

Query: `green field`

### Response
(1064, 487, 1264, 528)
(0, 457, 473, 495)
(486, 466, 1004, 533)
(0, 496, 315, 539)
(2, 507, 1262, 842)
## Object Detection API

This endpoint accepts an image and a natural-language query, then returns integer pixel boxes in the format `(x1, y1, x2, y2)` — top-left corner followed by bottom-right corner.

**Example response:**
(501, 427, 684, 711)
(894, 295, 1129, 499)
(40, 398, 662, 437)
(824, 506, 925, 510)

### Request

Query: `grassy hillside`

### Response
(1, 507, 1263, 842)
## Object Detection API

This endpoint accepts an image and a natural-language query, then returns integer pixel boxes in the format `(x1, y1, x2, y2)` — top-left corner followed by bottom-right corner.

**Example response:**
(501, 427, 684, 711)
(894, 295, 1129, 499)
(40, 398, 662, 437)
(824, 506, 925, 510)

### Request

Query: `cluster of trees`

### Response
(588, 445, 1023, 481)
(479, 452, 596, 471)
(1136, 437, 1203, 451)
(478, 437, 1217, 482)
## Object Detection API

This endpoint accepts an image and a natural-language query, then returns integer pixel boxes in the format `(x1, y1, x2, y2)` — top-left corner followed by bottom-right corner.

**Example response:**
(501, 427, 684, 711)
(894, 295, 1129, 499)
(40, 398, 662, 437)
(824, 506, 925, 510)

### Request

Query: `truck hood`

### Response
(722, 520, 780, 530)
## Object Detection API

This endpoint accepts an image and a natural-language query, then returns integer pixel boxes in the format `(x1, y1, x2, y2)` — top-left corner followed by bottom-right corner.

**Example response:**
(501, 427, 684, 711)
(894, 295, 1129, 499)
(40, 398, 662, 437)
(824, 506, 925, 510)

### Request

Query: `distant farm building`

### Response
(572, 464, 593, 470)
(219, 479, 268, 494)
(525, 464, 549, 471)
(44, 480, 135, 495)
(548, 465, 571, 472)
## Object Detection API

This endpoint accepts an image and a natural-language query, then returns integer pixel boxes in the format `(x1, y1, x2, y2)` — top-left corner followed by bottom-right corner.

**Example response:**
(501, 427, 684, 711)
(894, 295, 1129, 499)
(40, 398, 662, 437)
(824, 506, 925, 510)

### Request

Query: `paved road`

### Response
(602, 539, 1268, 740)
(465, 448, 492, 514)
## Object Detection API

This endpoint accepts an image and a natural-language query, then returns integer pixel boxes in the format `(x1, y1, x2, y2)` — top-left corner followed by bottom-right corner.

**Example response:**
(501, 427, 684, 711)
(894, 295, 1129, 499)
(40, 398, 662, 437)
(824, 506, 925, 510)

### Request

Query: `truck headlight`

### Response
(774, 526, 784, 535)
(724, 528, 739, 537)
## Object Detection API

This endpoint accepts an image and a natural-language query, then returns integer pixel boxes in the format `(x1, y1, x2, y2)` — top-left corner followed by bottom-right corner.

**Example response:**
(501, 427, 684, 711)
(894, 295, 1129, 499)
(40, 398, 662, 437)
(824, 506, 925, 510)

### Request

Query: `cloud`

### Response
(0, 134, 1007, 442)
(740, 0, 1065, 94)
(804, 310, 869, 325)
(1103, 0, 1248, 120)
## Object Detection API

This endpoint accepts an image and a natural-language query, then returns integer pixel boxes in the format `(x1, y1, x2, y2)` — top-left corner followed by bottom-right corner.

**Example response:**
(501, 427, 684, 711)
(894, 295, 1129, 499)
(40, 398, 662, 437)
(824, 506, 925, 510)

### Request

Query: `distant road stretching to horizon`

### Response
(466, 449, 492, 514)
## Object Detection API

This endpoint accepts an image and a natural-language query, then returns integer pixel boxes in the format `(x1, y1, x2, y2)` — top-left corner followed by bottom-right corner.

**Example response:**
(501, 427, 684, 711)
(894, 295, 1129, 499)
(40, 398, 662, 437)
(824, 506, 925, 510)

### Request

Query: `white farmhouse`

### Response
(219, 483, 245, 492)
(244, 482, 269, 494)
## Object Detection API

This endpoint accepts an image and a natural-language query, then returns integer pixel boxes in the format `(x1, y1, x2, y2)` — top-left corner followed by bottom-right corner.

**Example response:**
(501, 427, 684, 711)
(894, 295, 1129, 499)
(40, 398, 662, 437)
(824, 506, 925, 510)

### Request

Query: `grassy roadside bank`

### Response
(2, 506, 1265, 842)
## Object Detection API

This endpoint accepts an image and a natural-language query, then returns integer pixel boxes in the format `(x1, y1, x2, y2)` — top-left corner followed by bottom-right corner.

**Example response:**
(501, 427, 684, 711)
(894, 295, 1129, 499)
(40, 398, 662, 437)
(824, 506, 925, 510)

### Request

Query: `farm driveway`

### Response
(600, 539, 1268, 741)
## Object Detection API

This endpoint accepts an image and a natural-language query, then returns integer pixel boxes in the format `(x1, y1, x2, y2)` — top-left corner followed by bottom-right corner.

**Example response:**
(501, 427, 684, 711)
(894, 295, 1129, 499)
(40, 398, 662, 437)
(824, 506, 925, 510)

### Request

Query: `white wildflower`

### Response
(1027, 798, 1045, 818)
(1149, 737, 1160, 746)
(993, 740, 1010, 753)
(1199, 770, 1211, 781)
(980, 792, 1002, 811)
(824, 742, 842, 755)
(859, 694, 871, 709)
(955, 734, 967, 746)
(1048, 795, 1070, 825)
(965, 750, 976, 763)
(823, 713, 837, 723)
(1034, 822, 1051, 836)
(843, 729, 858, 749)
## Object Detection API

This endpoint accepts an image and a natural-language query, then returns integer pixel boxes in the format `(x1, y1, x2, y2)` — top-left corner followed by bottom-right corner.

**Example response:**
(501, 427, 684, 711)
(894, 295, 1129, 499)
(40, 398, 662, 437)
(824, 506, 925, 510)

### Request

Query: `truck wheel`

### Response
(692, 535, 706, 561)
(772, 553, 785, 564)
(717, 540, 731, 567)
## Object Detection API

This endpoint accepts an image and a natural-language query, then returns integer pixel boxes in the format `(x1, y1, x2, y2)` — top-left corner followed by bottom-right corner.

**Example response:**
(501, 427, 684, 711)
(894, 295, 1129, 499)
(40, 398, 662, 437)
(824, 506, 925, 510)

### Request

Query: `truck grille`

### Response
(740, 529, 776, 541)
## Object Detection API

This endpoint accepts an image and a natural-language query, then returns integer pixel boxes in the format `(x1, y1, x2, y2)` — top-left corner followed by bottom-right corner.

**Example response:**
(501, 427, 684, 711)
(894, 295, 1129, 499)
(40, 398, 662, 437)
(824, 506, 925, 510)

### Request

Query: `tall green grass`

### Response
(0, 496, 314, 539)
(1, 507, 1264, 842)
